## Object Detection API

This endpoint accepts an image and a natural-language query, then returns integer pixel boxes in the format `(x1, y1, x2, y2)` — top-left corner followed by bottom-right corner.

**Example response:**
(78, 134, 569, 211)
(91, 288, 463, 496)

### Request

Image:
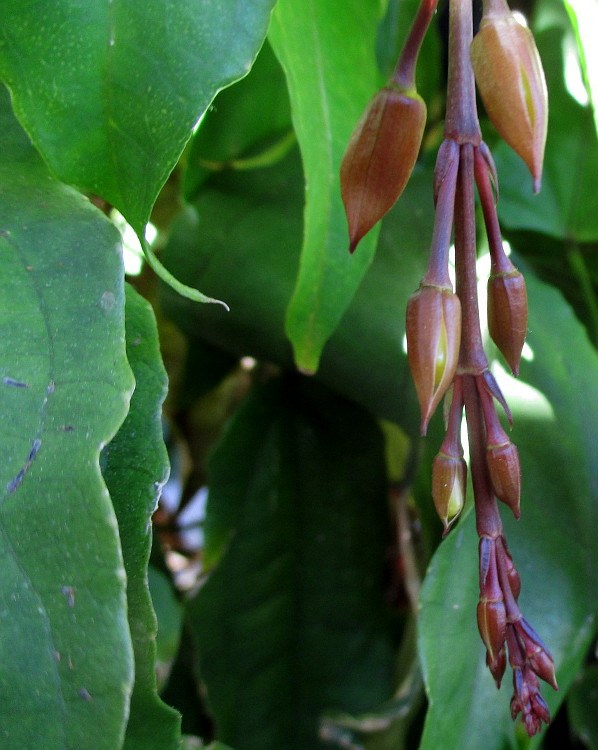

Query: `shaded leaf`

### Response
(418, 262, 598, 749)
(0, 87, 134, 749)
(184, 40, 293, 202)
(567, 664, 598, 749)
(268, 0, 385, 372)
(148, 565, 183, 692)
(0, 0, 276, 233)
(101, 284, 181, 750)
(160, 150, 433, 436)
(189, 376, 395, 750)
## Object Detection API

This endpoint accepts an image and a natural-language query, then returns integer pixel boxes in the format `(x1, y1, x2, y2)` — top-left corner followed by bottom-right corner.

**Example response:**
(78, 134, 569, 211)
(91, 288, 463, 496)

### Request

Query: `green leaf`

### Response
(0, 0, 276, 234)
(563, 0, 598, 141)
(495, 25, 598, 242)
(418, 263, 598, 750)
(184, 40, 293, 202)
(567, 664, 598, 749)
(268, 0, 385, 373)
(0, 87, 134, 749)
(160, 150, 433, 435)
(101, 285, 181, 750)
(188, 376, 395, 749)
(148, 566, 183, 692)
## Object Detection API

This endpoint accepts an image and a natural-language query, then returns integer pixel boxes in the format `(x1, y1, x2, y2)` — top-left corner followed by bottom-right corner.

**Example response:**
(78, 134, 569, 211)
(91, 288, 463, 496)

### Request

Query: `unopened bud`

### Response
(486, 646, 507, 688)
(470, 13, 548, 192)
(341, 85, 426, 252)
(432, 452, 467, 532)
(477, 599, 507, 662)
(487, 440, 521, 517)
(406, 286, 461, 434)
(488, 270, 528, 376)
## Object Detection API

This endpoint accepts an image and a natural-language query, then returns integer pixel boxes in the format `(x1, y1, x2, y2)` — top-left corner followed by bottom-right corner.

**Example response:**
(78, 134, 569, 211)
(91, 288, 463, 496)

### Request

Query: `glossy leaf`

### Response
(188, 376, 395, 750)
(148, 566, 183, 692)
(0, 87, 134, 749)
(0, 0, 276, 233)
(268, 0, 385, 373)
(418, 264, 598, 750)
(101, 285, 181, 750)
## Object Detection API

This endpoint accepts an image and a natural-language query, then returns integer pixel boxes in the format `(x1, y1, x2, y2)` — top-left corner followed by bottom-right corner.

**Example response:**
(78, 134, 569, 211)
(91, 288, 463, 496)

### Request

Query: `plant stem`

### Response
(392, 0, 439, 89)
(462, 375, 503, 538)
(455, 144, 488, 372)
(444, 0, 481, 144)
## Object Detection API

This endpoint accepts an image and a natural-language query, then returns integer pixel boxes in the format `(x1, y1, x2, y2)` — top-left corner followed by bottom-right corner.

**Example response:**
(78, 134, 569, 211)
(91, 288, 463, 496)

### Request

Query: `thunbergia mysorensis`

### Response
(340, 0, 554, 735)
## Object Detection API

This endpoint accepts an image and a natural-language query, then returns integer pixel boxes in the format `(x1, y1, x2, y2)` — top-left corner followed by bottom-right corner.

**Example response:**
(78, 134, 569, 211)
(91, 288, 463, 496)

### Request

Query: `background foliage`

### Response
(0, 0, 597, 748)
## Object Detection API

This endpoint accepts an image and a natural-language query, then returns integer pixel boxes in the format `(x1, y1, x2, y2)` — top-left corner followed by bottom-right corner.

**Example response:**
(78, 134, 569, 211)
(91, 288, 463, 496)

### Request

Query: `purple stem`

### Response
(393, 0, 440, 90)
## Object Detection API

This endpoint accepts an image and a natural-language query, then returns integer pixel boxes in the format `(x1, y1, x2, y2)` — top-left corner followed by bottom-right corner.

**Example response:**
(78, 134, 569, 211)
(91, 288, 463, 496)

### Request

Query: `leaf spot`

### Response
(61, 586, 76, 608)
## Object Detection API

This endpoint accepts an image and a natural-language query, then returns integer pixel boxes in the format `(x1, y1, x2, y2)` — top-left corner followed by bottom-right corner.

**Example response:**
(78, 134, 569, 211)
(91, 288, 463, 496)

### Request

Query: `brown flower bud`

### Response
(477, 598, 507, 663)
(341, 85, 426, 252)
(487, 270, 528, 376)
(486, 645, 507, 688)
(432, 451, 467, 532)
(406, 286, 461, 434)
(470, 13, 548, 192)
(486, 440, 521, 518)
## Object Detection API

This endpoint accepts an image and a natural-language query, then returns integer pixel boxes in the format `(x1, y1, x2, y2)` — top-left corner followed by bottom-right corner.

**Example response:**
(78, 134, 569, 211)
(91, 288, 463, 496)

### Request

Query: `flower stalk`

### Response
(341, 0, 554, 735)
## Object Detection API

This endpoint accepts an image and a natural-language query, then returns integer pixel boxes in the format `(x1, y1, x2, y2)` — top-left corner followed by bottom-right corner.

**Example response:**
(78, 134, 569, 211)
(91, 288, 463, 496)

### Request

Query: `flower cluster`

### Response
(340, 0, 555, 736)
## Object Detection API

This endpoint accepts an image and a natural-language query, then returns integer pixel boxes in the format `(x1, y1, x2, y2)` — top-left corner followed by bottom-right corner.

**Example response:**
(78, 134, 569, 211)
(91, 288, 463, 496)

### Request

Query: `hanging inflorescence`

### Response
(340, 0, 556, 736)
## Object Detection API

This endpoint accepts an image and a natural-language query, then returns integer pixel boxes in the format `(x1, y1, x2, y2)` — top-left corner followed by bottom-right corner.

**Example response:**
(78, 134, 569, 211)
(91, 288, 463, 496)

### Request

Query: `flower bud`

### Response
(487, 270, 528, 376)
(432, 451, 467, 532)
(341, 85, 426, 252)
(486, 440, 521, 518)
(470, 13, 548, 192)
(406, 286, 461, 434)
(486, 645, 507, 688)
(477, 598, 507, 662)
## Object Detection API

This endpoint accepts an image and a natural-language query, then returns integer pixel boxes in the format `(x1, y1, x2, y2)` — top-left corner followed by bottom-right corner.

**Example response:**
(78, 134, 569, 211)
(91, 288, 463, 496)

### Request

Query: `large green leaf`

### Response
(418, 263, 598, 750)
(0, 0, 276, 234)
(101, 285, 181, 750)
(563, 0, 598, 141)
(268, 0, 385, 373)
(0, 88, 134, 749)
(188, 376, 395, 750)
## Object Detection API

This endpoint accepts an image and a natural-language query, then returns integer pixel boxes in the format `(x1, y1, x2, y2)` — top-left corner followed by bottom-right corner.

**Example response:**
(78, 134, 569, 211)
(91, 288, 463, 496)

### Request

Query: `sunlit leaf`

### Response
(268, 0, 385, 372)
(0, 0, 276, 234)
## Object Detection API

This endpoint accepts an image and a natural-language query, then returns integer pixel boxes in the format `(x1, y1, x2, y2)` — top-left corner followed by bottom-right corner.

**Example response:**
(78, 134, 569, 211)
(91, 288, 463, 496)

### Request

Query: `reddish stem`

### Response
(462, 375, 503, 538)
(455, 144, 488, 372)
(444, 0, 481, 143)
(474, 148, 514, 275)
(393, 0, 440, 89)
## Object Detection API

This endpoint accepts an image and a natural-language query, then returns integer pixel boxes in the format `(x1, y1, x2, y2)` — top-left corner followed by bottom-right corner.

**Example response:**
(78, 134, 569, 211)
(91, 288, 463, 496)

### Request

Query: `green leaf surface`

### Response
(161, 150, 433, 435)
(0, 0, 276, 233)
(148, 566, 183, 692)
(268, 0, 385, 372)
(495, 26, 598, 242)
(0, 87, 134, 749)
(563, 0, 598, 141)
(567, 664, 598, 749)
(101, 285, 181, 750)
(418, 264, 598, 750)
(188, 376, 395, 750)
(184, 40, 293, 202)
